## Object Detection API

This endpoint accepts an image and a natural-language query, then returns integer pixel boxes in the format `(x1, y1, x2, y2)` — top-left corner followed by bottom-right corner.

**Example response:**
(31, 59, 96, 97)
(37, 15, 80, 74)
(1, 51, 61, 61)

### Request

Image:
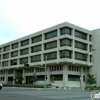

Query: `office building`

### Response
(0, 22, 99, 88)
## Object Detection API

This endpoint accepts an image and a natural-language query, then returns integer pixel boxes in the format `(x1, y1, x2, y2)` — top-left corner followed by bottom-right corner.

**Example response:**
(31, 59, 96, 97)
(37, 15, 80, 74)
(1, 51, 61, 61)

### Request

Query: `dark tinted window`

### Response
(32, 35, 42, 43)
(21, 39, 29, 46)
(45, 30, 57, 40)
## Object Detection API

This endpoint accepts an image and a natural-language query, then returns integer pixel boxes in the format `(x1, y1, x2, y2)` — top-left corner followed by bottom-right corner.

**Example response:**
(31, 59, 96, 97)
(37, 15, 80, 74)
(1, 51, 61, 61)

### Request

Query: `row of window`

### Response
(0, 27, 92, 53)
(0, 75, 85, 82)
(68, 65, 80, 72)
(0, 43, 92, 60)
(0, 51, 92, 67)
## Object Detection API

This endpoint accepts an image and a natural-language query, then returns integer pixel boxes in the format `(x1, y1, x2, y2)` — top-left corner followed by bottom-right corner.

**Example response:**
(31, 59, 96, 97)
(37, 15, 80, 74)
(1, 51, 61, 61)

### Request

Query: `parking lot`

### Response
(0, 87, 96, 100)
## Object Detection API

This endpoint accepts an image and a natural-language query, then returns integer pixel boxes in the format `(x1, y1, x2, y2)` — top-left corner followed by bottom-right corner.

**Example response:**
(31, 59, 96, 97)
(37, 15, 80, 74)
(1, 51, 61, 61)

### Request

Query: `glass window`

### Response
(45, 41, 57, 50)
(75, 52, 86, 61)
(4, 46, 10, 51)
(75, 41, 87, 50)
(31, 45, 41, 53)
(31, 55, 41, 62)
(45, 30, 57, 40)
(44, 52, 57, 60)
(60, 50, 71, 58)
(12, 43, 18, 49)
(89, 35, 92, 41)
(32, 35, 42, 43)
(75, 30, 87, 40)
(0, 48, 2, 53)
(11, 51, 18, 57)
(68, 75, 80, 81)
(3, 53, 9, 59)
(11, 59, 17, 65)
(60, 38, 71, 46)
(20, 57, 28, 64)
(61, 27, 71, 35)
(20, 48, 29, 55)
(2, 61, 8, 66)
(21, 39, 29, 46)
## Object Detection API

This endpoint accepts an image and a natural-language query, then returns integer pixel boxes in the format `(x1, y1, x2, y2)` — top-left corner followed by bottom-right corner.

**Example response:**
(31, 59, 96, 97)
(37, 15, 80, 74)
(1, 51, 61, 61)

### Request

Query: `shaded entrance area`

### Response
(8, 77, 13, 84)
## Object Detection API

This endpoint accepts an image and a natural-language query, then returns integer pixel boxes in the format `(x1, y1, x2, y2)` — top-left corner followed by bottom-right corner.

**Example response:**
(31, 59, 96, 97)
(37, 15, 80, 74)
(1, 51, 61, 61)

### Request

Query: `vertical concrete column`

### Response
(5, 69, 7, 84)
(28, 56, 30, 64)
(28, 38, 30, 64)
(41, 33, 44, 64)
(13, 70, 15, 85)
(57, 28, 60, 63)
(33, 67, 36, 75)
(46, 66, 50, 84)
(72, 29, 75, 63)
(22, 69, 26, 84)
(87, 33, 90, 65)
(63, 64, 68, 88)
(80, 67, 83, 89)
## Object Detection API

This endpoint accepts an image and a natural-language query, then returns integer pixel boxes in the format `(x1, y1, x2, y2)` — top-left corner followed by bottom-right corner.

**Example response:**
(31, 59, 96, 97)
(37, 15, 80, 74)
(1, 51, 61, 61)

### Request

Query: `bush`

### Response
(3, 84, 48, 88)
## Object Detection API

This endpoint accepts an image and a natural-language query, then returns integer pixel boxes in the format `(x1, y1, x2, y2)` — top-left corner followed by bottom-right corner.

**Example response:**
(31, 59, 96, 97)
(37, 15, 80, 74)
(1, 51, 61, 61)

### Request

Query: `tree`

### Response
(30, 74, 38, 84)
(14, 72, 23, 84)
(87, 73, 96, 86)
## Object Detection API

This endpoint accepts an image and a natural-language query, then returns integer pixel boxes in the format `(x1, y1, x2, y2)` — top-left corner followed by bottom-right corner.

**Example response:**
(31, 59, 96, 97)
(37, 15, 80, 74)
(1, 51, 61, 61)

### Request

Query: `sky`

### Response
(0, 0, 100, 45)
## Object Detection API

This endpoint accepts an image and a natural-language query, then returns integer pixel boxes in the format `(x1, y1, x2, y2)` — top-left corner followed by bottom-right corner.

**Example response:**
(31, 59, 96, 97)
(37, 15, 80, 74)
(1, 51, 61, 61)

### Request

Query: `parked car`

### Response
(0, 84, 3, 90)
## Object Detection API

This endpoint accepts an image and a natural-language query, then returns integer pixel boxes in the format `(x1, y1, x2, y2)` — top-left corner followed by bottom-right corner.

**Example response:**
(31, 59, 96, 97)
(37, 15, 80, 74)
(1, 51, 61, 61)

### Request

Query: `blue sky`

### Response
(0, 0, 100, 45)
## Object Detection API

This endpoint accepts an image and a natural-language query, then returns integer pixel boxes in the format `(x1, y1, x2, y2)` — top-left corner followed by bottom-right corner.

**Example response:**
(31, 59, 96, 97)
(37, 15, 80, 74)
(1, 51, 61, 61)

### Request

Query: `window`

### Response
(89, 35, 92, 41)
(45, 30, 57, 40)
(2, 61, 8, 67)
(37, 75, 44, 81)
(44, 52, 57, 60)
(11, 51, 18, 57)
(60, 50, 71, 58)
(75, 41, 87, 50)
(0, 55, 1, 60)
(68, 65, 80, 72)
(3, 53, 9, 59)
(61, 27, 71, 35)
(68, 75, 80, 81)
(45, 41, 57, 50)
(20, 57, 28, 64)
(4, 46, 10, 51)
(21, 39, 29, 46)
(12, 43, 18, 49)
(50, 75, 63, 81)
(20, 48, 29, 55)
(60, 38, 71, 46)
(31, 55, 41, 62)
(90, 45, 92, 52)
(75, 52, 86, 61)
(11, 59, 17, 65)
(32, 35, 42, 43)
(75, 30, 87, 40)
(31, 45, 41, 53)
(90, 55, 92, 62)
(0, 48, 2, 53)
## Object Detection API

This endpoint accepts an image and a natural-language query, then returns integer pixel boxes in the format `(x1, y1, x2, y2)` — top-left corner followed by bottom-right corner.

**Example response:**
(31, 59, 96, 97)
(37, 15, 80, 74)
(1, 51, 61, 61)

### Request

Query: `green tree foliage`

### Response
(30, 74, 38, 84)
(87, 73, 96, 86)
(14, 72, 23, 84)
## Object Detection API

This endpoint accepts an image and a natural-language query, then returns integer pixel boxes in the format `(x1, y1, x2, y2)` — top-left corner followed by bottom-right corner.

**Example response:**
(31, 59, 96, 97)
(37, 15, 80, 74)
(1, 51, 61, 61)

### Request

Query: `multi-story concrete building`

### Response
(0, 22, 98, 88)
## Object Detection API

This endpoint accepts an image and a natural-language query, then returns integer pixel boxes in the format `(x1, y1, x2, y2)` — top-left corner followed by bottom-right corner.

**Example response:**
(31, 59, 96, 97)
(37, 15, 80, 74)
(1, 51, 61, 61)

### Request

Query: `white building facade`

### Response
(0, 22, 95, 88)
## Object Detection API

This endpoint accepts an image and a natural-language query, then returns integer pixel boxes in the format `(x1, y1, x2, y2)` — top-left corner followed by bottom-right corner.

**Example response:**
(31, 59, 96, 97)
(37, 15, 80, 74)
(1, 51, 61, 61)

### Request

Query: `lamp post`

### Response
(44, 55, 47, 88)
